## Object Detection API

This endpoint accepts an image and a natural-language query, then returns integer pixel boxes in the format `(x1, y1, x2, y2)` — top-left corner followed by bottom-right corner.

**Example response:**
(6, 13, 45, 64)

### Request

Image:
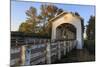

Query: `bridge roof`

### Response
(48, 12, 84, 33)
(48, 12, 82, 23)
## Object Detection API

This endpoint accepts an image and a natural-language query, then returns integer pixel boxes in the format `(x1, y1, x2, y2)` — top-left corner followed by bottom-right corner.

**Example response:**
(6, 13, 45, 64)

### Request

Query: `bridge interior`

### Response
(56, 23, 76, 40)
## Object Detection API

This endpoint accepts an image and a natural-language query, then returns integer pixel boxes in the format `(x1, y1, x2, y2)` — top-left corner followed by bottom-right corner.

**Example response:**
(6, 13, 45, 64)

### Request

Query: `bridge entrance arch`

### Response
(50, 12, 83, 49)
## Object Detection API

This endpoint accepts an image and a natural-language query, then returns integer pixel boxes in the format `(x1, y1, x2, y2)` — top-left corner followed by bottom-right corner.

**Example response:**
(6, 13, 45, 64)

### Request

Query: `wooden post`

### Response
(21, 45, 26, 65)
(46, 42, 51, 64)
(24, 40, 31, 65)
(67, 41, 70, 52)
(69, 41, 71, 51)
(64, 41, 66, 55)
(58, 42, 61, 60)
(71, 41, 72, 50)
(25, 46, 31, 65)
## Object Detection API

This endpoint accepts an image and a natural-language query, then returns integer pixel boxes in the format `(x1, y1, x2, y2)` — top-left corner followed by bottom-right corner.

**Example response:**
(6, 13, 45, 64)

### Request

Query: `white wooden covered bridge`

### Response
(10, 12, 84, 66)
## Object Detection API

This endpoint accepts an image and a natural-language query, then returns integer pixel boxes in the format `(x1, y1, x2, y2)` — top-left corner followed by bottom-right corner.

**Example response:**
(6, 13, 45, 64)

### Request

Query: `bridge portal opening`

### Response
(56, 23, 76, 41)
(51, 12, 83, 49)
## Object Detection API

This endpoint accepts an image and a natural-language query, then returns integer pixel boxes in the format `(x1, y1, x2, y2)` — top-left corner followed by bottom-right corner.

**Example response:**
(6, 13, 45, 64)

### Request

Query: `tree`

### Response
(26, 6, 37, 22)
(19, 4, 63, 36)
(86, 16, 95, 40)
(38, 4, 63, 35)
(75, 12, 80, 16)
(19, 21, 36, 33)
(19, 6, 38, 33)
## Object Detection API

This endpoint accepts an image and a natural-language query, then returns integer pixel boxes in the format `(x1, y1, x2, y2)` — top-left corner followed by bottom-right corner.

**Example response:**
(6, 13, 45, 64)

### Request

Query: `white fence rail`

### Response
(11, 39, 77, 66)
(10, 47, 21, 66)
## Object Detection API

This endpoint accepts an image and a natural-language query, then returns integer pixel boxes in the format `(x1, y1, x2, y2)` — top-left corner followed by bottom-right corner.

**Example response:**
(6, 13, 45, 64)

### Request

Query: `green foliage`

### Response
(75, 12, 80, 16)
(19, 21, 36, 33)
(84, 40, 95, 54)
(84, 16, 95, 55)
(19, 6, 37, 33)
(86, 16, 95, 40)
(19, 4, 63, 37)
(26, 6, 37, 21)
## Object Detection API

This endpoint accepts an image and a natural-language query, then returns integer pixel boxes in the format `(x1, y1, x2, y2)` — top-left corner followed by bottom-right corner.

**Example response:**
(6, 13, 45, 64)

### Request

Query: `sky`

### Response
(11, 1, 95, 31)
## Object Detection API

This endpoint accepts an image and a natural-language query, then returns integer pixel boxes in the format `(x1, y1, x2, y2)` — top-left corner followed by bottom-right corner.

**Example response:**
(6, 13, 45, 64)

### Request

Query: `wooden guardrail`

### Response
(11, 38, 77, 66)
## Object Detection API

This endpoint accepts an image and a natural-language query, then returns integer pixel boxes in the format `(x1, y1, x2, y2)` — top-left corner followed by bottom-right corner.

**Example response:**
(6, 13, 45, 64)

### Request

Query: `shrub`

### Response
(84, 40, 95, 55)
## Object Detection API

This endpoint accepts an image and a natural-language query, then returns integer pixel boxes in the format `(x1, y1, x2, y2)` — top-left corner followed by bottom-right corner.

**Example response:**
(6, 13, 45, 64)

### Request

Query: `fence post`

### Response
(69, 41, 71, 51)
(70, 41, 72, 51)
(25, 39, 31, 65)
(75, 40, 77, 48)
(25, 46, 31, 65)
(58, 41, 61, 60)
(21, 45, 26, 65)
(46, 42, 51, 64)
(64, 41, 66, 55)
(67, 41, 70, 52)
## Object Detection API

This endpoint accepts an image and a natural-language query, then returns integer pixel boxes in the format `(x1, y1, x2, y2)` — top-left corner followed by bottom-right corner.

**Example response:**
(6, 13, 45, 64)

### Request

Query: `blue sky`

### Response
(11, 1, 95, 31)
